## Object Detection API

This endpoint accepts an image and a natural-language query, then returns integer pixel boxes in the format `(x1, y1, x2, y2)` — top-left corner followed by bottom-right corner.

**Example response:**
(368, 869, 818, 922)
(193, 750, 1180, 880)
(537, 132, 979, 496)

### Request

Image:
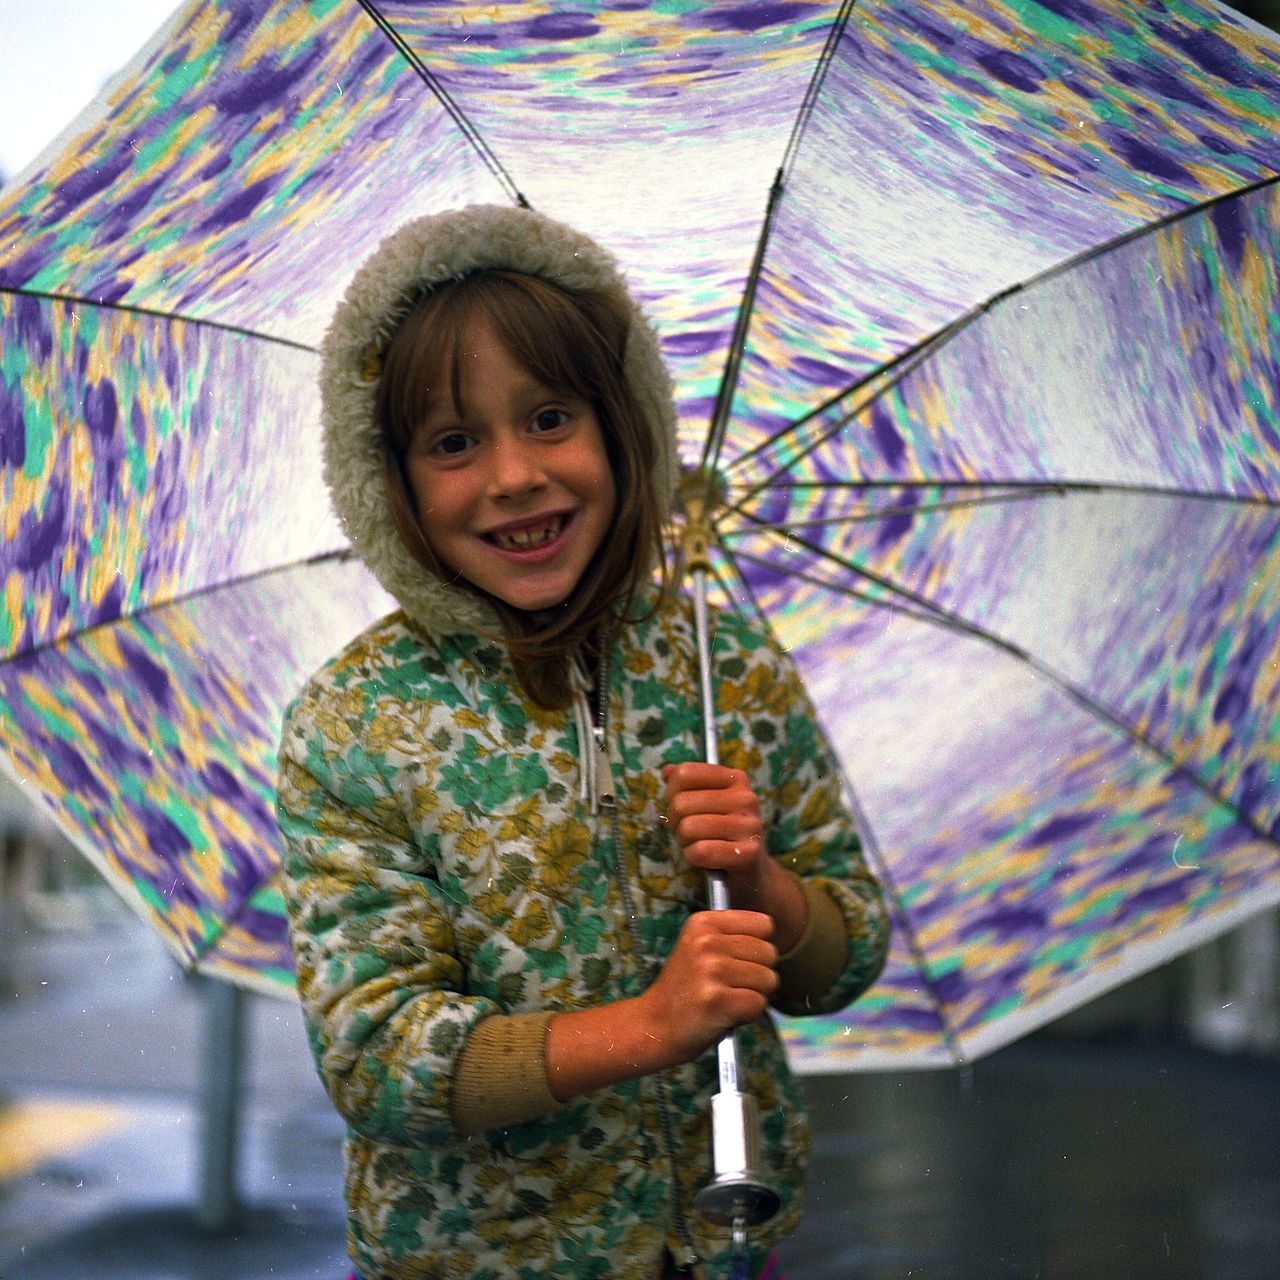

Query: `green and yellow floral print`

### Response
(278, 594, 887, 1280)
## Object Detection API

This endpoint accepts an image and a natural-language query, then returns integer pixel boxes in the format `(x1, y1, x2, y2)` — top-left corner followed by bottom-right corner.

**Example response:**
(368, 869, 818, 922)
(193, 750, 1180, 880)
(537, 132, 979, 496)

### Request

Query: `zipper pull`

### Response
(594, 735, 616, 810)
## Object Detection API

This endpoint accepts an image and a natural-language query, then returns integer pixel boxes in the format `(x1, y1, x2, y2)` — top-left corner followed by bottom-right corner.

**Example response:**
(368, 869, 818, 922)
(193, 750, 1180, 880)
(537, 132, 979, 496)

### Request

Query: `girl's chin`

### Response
(437, 570, 575, 615)
(495, 584, 577, 613)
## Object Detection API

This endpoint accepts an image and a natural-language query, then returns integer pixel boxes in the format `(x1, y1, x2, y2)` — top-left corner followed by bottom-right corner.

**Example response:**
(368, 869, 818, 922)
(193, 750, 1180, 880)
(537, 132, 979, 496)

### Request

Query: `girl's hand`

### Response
(662, 762, 765, 898)
(547, 910, 778, 1096)
(662, 761, 808, 954)
(637, 909, 778, 1062)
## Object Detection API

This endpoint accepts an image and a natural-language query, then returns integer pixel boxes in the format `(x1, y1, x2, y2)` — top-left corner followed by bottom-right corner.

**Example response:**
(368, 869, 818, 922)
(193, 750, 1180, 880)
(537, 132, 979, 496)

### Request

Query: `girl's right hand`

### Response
(638, 909, 779, 1064)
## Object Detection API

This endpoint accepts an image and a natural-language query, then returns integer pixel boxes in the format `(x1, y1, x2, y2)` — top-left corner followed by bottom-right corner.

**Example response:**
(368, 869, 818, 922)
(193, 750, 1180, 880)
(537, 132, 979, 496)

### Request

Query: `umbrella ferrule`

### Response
(682, 519, 714, 573)
(678, 467, 727, 574)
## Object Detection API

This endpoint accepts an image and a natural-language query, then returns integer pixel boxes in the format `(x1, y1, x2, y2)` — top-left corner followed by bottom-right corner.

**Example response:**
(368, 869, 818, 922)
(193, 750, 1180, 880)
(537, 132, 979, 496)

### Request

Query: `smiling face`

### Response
(403, 315, 617, 613)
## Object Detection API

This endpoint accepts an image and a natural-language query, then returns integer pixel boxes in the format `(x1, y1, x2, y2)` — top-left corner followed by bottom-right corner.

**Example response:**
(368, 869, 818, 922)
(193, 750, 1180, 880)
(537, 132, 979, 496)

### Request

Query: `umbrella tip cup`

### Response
(694, 1087, 782, 1228)
(694, 1176, 782, 1231)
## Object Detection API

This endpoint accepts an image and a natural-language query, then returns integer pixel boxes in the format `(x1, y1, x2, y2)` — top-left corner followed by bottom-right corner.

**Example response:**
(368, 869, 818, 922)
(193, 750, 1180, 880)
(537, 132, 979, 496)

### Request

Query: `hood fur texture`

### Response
(320, 204, 680, 637)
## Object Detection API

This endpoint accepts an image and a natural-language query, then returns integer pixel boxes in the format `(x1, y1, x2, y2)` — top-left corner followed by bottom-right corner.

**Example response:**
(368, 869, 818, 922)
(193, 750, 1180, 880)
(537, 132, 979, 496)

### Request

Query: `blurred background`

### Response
(2, 3, 1279, 1278)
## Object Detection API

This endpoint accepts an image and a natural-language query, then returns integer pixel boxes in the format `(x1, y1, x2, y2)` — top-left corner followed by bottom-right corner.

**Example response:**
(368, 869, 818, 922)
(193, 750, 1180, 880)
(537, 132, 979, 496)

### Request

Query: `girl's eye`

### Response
(531, 408, 570, 433)
(431, 431, 473, 456)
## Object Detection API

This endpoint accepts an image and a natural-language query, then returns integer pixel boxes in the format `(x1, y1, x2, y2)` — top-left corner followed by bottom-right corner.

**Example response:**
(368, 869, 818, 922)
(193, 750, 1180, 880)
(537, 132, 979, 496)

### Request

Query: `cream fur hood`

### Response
(319, 204, 680, 636)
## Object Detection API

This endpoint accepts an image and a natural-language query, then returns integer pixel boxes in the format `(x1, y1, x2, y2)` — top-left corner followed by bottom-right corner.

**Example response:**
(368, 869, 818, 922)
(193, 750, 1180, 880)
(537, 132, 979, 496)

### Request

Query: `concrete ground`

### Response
(2, 895, 1278, 1279)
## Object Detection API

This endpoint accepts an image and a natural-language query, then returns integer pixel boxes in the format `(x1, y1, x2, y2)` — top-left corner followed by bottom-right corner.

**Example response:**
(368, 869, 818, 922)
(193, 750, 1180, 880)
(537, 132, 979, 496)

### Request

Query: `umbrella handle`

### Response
(691, 567, 732, 910)
(690, 567, 781, 1230)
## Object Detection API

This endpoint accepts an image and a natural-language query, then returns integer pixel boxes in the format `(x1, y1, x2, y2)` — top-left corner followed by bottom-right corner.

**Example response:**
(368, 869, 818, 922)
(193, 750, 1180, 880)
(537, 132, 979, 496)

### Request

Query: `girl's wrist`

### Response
(753, 859, 808, 955)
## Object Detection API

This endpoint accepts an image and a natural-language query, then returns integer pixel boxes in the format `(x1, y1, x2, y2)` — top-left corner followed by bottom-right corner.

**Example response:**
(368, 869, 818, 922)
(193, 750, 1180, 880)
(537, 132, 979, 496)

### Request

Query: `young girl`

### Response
(277, 205, 889, 1280)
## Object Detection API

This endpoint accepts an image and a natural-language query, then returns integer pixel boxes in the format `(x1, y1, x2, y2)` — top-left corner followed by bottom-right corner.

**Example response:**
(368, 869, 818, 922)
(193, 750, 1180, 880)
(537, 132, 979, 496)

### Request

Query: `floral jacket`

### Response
(278, 593, 888, 1279)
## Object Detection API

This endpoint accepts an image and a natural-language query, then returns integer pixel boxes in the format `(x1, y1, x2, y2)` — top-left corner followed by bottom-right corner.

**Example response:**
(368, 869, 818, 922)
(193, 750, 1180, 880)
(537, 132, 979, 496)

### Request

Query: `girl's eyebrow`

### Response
(422, 377, 577, 424)
(414, 406, 459, 434)
(410, 397, 466, 440)
(419, 391, 458, 416)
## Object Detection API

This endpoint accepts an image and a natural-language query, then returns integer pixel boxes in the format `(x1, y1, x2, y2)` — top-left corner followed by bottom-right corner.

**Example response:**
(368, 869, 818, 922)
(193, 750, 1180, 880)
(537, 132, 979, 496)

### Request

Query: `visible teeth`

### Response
(493, 517, 563, 549)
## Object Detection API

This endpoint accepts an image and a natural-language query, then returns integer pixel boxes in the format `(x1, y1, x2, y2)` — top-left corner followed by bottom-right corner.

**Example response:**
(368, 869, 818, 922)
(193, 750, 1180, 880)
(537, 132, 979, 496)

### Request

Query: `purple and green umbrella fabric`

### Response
(1, 0, 1279, 1066)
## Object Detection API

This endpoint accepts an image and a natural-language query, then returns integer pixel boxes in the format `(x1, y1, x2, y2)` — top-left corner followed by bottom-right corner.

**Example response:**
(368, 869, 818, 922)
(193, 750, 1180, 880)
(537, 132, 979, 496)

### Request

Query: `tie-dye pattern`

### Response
(1, 292, 343, 660)
(0, 557, 389, 992)
(729, 0, 1280, 435)
(0, 0, 1278, 1058)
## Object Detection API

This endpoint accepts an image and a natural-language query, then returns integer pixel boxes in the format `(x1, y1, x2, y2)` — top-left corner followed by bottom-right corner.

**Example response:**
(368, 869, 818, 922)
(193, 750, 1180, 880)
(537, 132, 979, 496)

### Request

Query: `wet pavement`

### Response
(0, 898, 347, 1280)
(2, 898, 1278, 1279)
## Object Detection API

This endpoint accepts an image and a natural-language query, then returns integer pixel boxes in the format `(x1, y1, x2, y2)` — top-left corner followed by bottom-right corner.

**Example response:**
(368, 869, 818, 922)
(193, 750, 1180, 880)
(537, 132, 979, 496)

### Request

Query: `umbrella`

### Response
(2, 0, 1279, 1072)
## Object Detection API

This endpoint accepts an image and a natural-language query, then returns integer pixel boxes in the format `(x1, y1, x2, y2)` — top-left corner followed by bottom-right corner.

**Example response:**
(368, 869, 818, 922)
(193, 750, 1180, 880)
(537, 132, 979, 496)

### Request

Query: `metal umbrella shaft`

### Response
(688, 561, 781, 1232)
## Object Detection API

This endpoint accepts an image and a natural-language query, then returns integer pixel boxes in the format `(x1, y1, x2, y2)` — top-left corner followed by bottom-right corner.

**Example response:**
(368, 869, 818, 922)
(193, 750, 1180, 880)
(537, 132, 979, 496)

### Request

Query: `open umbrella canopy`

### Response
(1, 0, 1279, 1063)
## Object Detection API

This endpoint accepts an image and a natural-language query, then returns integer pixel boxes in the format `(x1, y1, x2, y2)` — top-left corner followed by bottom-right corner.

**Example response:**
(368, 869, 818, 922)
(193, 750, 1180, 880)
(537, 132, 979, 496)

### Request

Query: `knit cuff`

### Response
(449, 1011, 562, 1136)
(774, 879, 849, 1012)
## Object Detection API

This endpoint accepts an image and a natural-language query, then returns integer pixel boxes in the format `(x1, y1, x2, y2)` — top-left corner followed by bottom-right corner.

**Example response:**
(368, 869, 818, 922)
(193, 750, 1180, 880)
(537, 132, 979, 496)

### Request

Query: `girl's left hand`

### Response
(662, 762, 766, 905)
(663, 762, 809, 954)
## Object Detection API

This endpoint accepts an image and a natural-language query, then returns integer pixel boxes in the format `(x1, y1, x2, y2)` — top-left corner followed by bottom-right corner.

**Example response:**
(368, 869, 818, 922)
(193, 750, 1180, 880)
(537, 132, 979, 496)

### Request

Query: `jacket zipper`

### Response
(594, 649, 701, 1272)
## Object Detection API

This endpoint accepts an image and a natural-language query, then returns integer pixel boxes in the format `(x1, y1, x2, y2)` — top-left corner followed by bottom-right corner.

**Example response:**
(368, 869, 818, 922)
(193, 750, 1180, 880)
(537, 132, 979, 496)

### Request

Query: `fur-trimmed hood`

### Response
(319, 204, 680, 637)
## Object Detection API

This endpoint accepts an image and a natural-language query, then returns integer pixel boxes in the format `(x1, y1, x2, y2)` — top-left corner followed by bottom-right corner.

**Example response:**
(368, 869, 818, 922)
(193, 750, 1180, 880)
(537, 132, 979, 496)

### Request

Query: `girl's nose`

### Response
(487, 437, 547, 497)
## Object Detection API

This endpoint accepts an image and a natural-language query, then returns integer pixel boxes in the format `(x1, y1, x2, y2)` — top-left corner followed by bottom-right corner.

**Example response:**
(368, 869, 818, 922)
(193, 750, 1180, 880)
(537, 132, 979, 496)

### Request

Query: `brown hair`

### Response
(375, 269, 669, 709)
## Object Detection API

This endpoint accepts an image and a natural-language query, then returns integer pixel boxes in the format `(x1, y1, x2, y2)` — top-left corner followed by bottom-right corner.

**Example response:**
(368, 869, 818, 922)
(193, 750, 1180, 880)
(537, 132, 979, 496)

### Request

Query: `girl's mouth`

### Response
(484, 513, 570, 551)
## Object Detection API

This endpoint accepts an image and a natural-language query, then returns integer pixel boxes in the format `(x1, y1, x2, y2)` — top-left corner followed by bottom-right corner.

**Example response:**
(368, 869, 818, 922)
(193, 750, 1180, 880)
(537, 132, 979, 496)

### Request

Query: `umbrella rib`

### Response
(700, 172, 786, 473)
(727, 546, 984, 640)
(717, 486, 1067, 535)
(722, 169, 1280, 491)
(739, 528, 1280, 853)
(725, 477, 1280, 509)
(188, 864, 286, 976)
(742, 525, 1042, 654)
(934, 617, 1280, 855)
(826, 756, 971, 1068)
(0, 285, 318, 353)
(718, 545, 998, 1065)
(777, 0, 858, 178)
(706, 554, 759, 629)
(357, 0, 528, 208)
(721, 314, 959, 483)
(700, 0, 859, 473)
(3, 548, 358, 668)
(731, 477, 1068, 491)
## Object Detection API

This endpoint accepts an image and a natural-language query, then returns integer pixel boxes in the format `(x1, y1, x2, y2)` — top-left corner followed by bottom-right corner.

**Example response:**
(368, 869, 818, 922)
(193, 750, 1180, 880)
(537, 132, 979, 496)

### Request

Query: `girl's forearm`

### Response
(546, 996, 676, 1100)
